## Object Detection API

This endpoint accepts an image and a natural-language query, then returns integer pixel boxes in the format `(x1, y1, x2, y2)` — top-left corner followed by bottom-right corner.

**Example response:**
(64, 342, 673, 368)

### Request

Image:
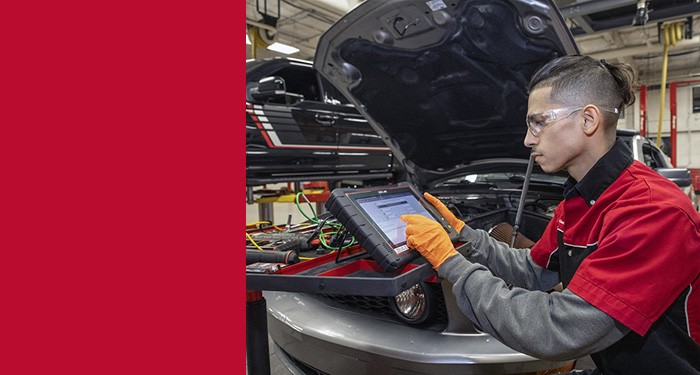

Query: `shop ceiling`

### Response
(246, 0, 700, 84)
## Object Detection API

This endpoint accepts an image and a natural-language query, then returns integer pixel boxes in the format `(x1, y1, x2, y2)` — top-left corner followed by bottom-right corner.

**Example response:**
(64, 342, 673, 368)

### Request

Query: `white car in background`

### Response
(618, 129, 698, 210)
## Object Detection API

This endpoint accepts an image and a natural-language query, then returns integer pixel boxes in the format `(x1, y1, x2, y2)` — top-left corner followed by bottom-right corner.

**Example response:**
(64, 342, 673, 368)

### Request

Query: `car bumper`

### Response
(265, 291, 572, 374)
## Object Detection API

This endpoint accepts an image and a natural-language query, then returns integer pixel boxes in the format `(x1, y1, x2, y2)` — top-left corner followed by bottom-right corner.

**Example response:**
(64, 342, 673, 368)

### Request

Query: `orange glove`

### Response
(423, 192, 465, 233)
(401, 214, 459, 271)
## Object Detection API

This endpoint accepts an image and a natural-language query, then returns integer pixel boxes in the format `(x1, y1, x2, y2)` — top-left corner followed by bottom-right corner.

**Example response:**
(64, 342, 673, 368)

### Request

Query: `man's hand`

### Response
(400, 214, 459, 271)
(423, 192, 465, 233)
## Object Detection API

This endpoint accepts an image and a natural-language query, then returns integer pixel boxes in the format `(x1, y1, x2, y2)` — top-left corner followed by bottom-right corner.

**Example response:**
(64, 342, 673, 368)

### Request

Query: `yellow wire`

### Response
(657, 25, 670, 147)
(246, 220, 284, 231)
(245, 232, 265, 251)
(246, 221, 268, 226)
(248, 235, 315, 261)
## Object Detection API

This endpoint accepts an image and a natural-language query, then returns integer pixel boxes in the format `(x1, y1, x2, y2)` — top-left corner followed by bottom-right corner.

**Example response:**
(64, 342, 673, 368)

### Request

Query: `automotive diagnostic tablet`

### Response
(325, 184, 460, 272)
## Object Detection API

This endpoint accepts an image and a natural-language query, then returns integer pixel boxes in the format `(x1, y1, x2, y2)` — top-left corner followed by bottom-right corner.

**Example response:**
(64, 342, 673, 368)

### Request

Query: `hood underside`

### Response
(315, 0, 578, 188)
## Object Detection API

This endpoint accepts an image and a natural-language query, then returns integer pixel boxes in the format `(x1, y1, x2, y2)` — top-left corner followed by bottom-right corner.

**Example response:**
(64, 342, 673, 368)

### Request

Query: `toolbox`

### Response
(246, 183, 450, 296)
(245, 246, 436, 296)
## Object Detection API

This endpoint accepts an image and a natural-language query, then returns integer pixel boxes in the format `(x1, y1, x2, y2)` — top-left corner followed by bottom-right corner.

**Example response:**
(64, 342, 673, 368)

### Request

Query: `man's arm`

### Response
(440, 254, 630, 361)
(459, 225, 560, 292)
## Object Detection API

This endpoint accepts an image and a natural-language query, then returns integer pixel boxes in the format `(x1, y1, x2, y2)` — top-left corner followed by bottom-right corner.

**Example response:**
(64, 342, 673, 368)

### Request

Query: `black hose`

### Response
(246, 250, 299, 265)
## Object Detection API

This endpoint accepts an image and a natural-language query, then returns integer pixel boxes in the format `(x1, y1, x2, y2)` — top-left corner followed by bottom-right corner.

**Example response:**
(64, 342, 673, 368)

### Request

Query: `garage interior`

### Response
(246, 1, 700, 374)
(247, 0, 700, 227)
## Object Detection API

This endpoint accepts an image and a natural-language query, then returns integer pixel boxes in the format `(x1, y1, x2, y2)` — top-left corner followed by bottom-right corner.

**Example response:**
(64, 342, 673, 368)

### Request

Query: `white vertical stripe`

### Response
(252, 110, 282, 146)
(546, 229, 564, 268)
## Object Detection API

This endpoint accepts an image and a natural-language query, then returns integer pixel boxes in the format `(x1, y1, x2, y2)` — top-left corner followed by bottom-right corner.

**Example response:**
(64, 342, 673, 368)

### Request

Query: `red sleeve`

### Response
(530, 203, 563, 270)
(568, 198, 700, 336)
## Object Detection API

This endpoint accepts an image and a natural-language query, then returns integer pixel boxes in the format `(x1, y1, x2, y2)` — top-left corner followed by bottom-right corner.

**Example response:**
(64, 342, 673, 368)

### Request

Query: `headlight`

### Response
(389, 282, 435, 324)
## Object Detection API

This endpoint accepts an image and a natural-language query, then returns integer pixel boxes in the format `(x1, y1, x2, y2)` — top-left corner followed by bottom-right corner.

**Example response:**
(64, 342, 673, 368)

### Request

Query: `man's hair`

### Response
(528, 55, 636, 130)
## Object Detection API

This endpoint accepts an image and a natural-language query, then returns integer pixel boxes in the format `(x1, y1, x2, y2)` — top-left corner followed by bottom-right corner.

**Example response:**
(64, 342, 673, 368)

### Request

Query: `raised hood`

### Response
(315, 0, 578, 189)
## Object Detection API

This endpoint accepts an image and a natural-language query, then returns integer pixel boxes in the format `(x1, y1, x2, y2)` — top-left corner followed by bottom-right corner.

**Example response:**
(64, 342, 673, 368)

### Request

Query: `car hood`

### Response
(314, 0, 578, 189)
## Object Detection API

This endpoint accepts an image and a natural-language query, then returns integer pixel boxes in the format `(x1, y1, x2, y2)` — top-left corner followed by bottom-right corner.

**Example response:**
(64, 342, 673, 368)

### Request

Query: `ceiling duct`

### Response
(558, 0, 700, 35)
(589, 36, 700, 60)
(559, 0, 637, 19)
(292, 0, 363, 18)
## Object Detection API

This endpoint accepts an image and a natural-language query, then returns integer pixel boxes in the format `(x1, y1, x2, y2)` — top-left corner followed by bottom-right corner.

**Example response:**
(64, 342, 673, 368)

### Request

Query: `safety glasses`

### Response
(525, 106, 620, 137)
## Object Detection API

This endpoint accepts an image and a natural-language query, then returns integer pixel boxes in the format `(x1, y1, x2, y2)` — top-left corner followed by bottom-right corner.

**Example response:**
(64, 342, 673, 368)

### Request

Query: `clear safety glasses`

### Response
(525, 106, 620, 137)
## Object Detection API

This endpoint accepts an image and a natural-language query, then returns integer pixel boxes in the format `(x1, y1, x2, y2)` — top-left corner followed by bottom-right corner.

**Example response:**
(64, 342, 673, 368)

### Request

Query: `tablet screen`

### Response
(352, 189, 437, 247)
(326, 184, 459, 271)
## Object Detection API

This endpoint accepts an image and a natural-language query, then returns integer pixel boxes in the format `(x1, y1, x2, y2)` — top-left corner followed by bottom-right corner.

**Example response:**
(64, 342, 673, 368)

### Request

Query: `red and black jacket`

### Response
(530, 139, 700, 373)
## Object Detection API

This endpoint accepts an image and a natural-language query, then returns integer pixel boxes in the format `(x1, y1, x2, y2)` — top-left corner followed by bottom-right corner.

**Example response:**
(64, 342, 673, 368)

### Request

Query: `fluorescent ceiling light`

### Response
(267, 42, 300, 55)
(246, 33, 251, 45)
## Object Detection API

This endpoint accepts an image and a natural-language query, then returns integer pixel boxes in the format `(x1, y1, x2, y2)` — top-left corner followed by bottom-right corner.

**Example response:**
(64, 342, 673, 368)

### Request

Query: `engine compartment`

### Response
(433, 187, 560, 245)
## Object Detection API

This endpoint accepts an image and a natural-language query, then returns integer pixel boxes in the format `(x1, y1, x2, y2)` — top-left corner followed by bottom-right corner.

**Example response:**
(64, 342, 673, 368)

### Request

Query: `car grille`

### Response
(317, 282, 448, 328)
(322, 294, 394, 314)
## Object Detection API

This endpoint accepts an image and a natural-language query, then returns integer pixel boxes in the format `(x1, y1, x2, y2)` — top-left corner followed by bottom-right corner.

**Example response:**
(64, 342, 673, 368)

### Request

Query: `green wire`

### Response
(294, 192, 356, 250)
(295, 192, 318, 223)
(318, 229, 357, 250)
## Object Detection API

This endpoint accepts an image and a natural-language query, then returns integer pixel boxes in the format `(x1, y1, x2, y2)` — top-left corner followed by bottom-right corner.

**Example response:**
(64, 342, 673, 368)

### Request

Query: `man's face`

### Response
(524, 87, 584, 174)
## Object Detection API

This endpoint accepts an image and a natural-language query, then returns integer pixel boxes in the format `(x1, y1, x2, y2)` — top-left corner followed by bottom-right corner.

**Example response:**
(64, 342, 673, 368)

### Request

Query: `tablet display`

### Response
(325, 184, 459, 271)
(352, 189, 437, 250)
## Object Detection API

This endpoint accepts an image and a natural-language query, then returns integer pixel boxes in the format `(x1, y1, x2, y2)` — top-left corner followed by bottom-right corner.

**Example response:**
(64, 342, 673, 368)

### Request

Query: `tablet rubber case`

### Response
(325, 188, 420, 272)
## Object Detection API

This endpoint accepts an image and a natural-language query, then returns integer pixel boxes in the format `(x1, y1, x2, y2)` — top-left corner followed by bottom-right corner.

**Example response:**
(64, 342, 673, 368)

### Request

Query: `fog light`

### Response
(390, 282, 434, 324)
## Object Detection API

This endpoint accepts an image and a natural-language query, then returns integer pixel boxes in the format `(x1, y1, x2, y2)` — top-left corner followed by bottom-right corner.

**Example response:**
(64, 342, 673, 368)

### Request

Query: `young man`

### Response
(401, 55, 700, 374)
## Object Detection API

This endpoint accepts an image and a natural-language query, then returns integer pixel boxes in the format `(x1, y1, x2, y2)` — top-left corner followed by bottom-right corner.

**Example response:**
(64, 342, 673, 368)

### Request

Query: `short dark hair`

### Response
(529, 55, 636, 129)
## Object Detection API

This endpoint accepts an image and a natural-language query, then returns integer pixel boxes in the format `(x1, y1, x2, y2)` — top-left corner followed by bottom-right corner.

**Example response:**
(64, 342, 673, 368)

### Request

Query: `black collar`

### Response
(563, 138, 634, 206)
